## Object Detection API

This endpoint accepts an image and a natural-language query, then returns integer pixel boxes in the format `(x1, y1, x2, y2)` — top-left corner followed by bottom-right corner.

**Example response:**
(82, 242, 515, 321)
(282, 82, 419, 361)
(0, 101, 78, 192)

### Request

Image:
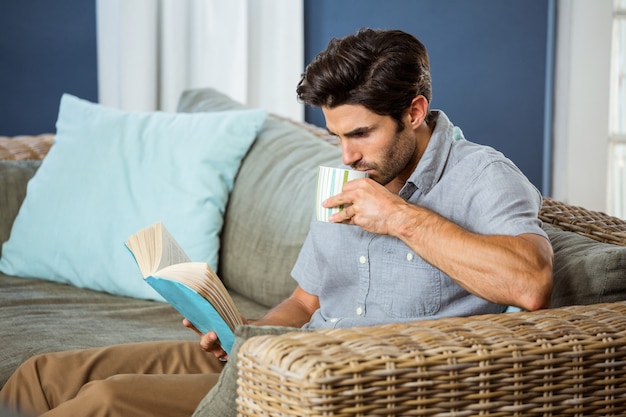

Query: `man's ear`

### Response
(407, 95, 429, 128)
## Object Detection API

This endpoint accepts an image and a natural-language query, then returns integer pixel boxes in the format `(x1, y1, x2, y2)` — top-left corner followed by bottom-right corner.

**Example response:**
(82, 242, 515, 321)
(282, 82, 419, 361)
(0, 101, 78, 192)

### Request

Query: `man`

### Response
(288, 28, 553, 326)
(0, 28, 552, 417)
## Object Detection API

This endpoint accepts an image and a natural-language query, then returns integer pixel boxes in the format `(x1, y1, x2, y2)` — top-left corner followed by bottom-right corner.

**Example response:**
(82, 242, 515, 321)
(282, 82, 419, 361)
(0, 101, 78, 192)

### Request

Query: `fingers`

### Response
(322, 177, 364, 208)
(200, 331, 228, 361)
(182, 318, 202, 336)
(324, 195, 356, 223)
(323, 188, 354, 224)
(183, 319, 229, 361)
(199, 331, 218, 351)
(339, 206, 355, 223)
(323, 192, 347, 209)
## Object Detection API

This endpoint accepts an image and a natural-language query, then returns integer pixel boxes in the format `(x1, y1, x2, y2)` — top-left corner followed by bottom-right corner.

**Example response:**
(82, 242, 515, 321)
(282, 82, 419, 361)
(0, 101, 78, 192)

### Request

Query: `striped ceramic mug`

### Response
(315, 166, 368, 222)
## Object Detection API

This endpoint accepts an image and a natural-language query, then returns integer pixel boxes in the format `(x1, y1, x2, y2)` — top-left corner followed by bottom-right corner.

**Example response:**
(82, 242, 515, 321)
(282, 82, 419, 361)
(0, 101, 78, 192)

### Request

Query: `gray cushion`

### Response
(0, 161, 41, 256)
(178, 88, 342, 309)
(543, 223, 626, 307)
(192, 325, 305, 417)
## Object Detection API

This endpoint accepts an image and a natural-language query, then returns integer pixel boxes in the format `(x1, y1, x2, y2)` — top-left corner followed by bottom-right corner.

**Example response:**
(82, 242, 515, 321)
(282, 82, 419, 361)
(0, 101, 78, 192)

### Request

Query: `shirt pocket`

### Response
(379, 245, 442, 318)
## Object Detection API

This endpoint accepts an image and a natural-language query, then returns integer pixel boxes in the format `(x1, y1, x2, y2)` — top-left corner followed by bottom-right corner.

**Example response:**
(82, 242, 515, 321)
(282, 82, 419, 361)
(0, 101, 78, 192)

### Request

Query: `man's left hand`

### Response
(324, 178, 408, 235)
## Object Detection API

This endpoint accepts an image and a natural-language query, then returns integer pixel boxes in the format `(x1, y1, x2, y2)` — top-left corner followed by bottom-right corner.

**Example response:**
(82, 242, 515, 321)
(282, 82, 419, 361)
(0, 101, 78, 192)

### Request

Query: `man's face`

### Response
(322, 104, 417, 187)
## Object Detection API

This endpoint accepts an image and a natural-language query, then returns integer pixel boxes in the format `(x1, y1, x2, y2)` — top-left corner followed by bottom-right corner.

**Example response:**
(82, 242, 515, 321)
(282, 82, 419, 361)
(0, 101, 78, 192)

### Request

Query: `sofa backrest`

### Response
(178, 88, 342, 308)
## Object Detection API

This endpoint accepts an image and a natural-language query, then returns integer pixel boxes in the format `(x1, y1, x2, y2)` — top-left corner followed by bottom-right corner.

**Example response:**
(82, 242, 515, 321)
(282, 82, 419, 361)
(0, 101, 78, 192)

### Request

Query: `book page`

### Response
(156, 222, 191, 271)
(156, 262, 243, 331)
(125, 221, 191, 276)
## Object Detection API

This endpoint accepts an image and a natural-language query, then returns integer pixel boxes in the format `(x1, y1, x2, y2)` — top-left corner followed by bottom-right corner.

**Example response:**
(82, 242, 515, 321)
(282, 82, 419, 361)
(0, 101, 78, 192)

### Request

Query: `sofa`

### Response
(2, 88, 626, 416)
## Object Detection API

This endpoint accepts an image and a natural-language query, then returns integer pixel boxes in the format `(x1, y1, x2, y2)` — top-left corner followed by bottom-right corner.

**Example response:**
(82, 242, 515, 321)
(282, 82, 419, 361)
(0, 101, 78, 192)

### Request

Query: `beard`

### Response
(351, 128, 417, 186)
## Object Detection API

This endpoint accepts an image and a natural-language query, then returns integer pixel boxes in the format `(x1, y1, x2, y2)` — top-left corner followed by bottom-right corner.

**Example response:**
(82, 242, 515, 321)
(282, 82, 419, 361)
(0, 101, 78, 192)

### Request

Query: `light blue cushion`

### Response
(0, 94, 266, 300)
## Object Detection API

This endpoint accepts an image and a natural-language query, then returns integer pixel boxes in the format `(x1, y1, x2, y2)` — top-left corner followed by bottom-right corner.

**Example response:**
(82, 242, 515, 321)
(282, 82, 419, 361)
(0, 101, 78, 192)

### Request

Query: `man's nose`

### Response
(341, 141, 361, 167)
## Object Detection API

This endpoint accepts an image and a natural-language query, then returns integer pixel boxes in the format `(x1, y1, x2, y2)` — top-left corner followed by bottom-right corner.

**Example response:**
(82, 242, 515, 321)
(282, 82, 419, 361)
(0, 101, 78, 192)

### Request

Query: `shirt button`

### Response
(356, 307, 363, 316)
(406, 253, 414, 261)
(330, 318, 338, 323)
(359, 256, 367, 264)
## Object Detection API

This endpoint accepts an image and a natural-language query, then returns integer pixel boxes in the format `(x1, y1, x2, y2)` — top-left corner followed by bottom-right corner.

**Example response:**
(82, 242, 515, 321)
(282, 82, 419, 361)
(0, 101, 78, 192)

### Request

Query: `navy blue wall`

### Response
(304, 0, 554, 192)
(0, 0, 98, 136)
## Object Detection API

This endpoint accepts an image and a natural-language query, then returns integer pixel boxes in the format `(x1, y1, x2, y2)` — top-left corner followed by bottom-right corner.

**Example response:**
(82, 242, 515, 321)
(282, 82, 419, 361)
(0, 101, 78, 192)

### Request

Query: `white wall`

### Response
(552, 0, 613, 212)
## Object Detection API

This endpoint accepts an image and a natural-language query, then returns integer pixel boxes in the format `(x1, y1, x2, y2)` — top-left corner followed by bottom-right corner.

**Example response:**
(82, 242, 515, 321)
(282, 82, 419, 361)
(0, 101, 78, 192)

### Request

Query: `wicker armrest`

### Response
(237, 302, 626, 416)
(540, 197, 626, 246)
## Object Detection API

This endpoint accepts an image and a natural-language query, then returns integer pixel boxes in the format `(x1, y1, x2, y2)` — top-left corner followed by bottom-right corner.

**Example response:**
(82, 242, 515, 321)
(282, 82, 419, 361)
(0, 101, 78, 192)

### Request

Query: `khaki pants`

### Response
(0, 341, 224, 417)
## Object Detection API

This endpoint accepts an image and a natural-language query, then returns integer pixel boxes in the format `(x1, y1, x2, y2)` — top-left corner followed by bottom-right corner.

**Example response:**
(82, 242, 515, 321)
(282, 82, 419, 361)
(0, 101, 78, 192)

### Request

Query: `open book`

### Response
(125, 221, 243, 355)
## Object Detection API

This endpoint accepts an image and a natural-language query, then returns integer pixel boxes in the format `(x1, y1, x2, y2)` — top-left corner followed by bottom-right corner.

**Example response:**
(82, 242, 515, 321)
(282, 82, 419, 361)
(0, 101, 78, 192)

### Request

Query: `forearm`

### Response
(249, 286, 319, 328)
(391, 204, 553, 310)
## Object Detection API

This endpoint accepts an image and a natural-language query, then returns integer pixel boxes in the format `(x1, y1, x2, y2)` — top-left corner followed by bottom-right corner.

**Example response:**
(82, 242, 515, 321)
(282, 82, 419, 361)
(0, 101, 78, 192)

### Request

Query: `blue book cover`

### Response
(144, 275, 236, 355)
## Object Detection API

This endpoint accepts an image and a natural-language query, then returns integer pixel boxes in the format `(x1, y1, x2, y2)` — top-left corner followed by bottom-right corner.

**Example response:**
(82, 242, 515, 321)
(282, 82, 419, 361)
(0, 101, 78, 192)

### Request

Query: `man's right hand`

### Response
(182, 318, 229, 361)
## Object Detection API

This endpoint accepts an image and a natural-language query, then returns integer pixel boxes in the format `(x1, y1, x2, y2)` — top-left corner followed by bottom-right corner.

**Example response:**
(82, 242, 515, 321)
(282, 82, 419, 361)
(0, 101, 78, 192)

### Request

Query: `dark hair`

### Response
(296, 28, 432, 130)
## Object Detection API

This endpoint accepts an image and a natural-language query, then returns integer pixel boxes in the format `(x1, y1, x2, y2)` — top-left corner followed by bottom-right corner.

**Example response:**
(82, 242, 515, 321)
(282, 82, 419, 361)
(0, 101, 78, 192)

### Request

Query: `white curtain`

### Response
(96, 0, 304, 120)
(551, 0, 612, 212)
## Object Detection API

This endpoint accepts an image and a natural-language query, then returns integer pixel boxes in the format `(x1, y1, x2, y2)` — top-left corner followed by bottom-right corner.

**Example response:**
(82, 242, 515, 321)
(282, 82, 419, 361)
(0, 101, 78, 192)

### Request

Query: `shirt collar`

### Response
(405, 110, 464, 196)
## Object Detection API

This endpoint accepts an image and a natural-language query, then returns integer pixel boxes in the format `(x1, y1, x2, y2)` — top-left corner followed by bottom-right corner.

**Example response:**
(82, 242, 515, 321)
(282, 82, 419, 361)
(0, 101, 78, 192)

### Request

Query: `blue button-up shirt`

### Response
(292, 110, 546, 329)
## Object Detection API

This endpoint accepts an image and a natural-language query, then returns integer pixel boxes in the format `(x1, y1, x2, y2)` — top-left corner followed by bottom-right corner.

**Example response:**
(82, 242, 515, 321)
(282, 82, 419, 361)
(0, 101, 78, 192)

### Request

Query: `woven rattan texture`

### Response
(237, 302, 626, 417)
(0, 134, 54, 161)
(540, 197, 626, 246)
